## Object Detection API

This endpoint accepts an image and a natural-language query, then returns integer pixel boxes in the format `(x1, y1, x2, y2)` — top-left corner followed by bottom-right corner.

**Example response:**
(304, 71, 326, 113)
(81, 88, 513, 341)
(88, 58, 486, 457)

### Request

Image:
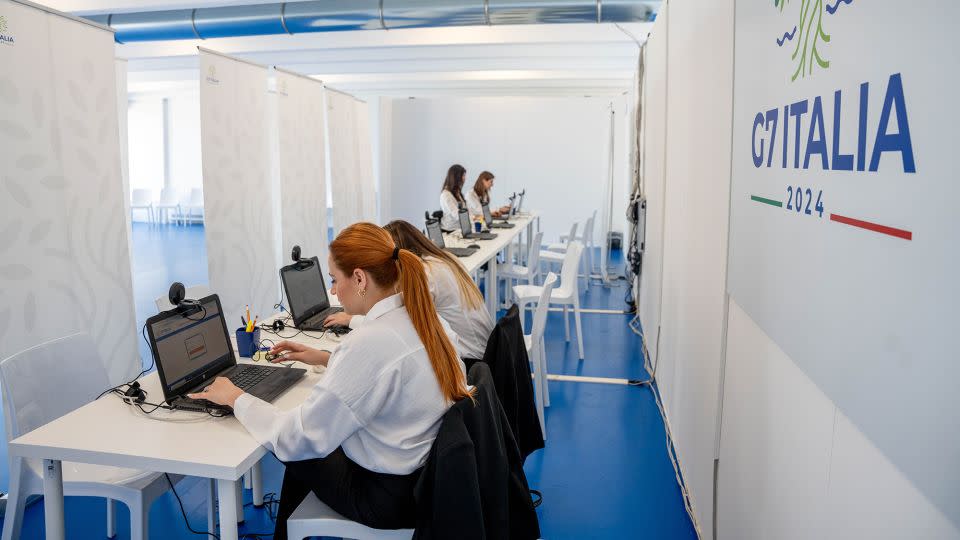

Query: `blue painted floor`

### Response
(2, 224, 697, 539)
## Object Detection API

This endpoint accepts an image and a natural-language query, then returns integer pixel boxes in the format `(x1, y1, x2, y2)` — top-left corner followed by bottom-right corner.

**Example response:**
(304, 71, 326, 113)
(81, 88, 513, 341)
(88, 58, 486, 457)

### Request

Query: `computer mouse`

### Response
(468, 244, 481, 249)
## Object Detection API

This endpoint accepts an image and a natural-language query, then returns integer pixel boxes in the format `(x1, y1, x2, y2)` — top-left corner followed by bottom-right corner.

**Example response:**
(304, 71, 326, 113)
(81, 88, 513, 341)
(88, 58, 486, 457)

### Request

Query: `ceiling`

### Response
(45, 0, 651, 97)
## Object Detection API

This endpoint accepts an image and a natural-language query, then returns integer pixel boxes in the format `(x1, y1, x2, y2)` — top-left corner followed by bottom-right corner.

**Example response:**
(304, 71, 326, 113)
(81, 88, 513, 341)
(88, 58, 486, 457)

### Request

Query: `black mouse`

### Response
(468, 244, 481, 249)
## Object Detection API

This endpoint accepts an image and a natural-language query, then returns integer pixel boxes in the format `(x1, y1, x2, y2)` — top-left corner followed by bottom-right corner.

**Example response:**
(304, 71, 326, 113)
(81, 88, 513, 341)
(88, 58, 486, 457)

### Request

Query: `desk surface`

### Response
(8, 321, 339, 481)
(444, 213, 536, 273)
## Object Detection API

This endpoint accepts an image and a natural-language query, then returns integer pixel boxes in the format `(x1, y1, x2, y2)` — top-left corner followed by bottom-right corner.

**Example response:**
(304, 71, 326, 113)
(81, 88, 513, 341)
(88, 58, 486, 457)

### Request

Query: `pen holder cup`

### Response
(474, 221, 482, 233)
(236, 327, 260, 358)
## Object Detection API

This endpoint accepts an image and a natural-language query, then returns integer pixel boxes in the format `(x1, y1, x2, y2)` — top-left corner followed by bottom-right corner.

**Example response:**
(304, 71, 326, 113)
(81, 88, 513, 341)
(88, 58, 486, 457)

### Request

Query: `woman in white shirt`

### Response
(466, 170, 511, 220)
(326, 220, 495, 359)
(190, 222, 472, 540)
(439, 163, 467, 231)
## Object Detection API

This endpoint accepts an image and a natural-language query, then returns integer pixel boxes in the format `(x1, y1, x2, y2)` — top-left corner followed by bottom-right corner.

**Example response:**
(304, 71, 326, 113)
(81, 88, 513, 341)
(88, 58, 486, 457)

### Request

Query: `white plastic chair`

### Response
(515, 242, 586, 360)
(539, 221, 578, 268)
(514, 272, 558, 439)
(498, 231, 542, 305)
(130, 188, 155, 225)
(0, 333, 204, 540)
(286, 492, 414, 540)
(154, 284, 211, 311)
(181, 188, 204, 225)
(546, 212, 595, 284)
(154, 187, 182, 225)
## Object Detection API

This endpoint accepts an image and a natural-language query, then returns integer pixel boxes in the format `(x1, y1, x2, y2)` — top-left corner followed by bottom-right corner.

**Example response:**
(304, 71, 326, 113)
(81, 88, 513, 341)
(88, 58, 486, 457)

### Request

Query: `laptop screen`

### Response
(458, 208, 473, 235)
(425, 219, 446, 248)
(514, 190, 525, 215)
(280, 257, 331, 325)
(148, 295, 234, 398)
(482, 203, 494, 224)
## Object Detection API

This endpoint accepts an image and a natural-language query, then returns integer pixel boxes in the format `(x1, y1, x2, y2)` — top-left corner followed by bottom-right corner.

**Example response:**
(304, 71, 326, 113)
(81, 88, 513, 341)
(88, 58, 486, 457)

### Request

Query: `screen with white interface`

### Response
(151, 298, 231, 391)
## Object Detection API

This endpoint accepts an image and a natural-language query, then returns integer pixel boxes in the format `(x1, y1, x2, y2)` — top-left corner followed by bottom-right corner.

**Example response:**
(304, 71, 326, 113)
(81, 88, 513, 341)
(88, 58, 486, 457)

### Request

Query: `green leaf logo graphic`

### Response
(774, 0, 845, 82)
(0, 16, 8, 34)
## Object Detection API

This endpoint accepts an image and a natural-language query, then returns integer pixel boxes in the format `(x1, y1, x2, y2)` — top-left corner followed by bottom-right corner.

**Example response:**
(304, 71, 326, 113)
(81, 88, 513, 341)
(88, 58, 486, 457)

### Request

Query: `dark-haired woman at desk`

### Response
(326, 219, 494, 359)
(189, 222, 471, 540)
(439, 163, 467, 231)
(466, 170, 511, 220)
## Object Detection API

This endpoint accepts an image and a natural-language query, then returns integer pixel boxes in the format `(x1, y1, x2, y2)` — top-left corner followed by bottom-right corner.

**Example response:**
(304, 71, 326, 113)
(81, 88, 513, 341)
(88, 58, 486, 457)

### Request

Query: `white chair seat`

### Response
(498, 263, 532, 279)
(287, 492, 414, 540)
(539, 250, 564, 262)
(24, 460, 156, 486)
(545, 242, 567, 251)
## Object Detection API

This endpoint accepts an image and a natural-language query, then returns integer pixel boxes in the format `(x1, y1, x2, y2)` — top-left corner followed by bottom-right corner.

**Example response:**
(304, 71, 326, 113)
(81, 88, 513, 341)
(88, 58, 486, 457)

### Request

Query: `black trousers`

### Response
(273, 448, 421, 540)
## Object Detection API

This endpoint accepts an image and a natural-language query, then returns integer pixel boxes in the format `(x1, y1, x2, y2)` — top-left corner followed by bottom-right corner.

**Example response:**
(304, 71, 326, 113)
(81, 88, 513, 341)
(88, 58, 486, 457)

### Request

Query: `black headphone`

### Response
(122, 381, 146, 404)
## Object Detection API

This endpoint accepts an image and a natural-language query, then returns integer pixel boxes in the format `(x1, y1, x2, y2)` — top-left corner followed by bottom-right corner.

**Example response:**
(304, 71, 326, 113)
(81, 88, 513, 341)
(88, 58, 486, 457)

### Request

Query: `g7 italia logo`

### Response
(774, 0, 853, 81)
(0, 14, 14, 46)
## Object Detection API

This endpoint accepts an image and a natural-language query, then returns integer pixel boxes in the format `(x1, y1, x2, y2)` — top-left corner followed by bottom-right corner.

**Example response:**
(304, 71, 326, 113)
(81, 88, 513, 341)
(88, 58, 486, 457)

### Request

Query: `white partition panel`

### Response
(353, 99, 377, 223)
(638, 5, 668, 365)
(326, 88, 361, 232)
(726, 0, 960, 527)
(654, 1, 735, 537)
(198, 49, 277, 326)
(0, 1, 137, 385)
(274, 70, 328, 265)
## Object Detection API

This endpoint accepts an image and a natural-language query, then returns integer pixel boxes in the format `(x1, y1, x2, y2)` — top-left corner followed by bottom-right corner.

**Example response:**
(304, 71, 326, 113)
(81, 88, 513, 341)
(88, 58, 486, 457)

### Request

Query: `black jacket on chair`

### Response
(413, 363, 541, 540)
(466, 304, 545, 462)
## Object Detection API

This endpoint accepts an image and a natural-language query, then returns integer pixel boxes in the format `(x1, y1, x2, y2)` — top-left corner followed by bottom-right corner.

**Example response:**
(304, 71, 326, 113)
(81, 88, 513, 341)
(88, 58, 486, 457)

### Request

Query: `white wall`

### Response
(638, 0, 960, 538)
(388, 96, 629, 244)
(166, 92, 203, 194)
(127, 97, 164, 205)
(718, 301, 960, 540)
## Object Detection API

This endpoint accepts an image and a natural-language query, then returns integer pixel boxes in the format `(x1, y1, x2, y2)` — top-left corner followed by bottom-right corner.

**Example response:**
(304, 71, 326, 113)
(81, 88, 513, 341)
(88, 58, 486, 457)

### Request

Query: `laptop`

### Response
(512, 189, 526, 216)
(426, 218, 477, 258)
(280, 257, 350, 333)
(147, 294, 306, 412)
(458, 207, 498, 240)
(483, 203, 515, 229)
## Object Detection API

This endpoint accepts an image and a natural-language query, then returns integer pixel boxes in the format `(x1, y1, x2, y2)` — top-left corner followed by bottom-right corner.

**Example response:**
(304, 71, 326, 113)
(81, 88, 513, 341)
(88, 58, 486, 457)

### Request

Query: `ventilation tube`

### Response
(84, 0, 655, 43)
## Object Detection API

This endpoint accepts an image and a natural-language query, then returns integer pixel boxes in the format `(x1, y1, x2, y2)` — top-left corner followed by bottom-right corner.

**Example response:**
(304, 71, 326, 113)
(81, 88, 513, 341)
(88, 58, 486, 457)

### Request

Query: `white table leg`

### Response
(207, 478, 217, 534)
(251, 462, 264, 507)
(235, 479, 244, 523)
(43, 459, 65, 540)
(486, 252, 499, 318)
(217, 479, 240, 540)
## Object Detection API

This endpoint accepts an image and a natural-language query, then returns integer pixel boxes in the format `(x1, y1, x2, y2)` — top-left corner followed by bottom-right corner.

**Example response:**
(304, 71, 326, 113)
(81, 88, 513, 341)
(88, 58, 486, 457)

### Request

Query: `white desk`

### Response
(8, 321, 340, 540)
(443, 212, 538, 317)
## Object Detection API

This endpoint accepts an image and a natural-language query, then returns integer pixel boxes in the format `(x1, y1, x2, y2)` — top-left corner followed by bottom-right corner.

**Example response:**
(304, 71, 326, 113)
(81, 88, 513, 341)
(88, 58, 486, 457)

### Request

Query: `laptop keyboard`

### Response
(229, 365, 274, 390)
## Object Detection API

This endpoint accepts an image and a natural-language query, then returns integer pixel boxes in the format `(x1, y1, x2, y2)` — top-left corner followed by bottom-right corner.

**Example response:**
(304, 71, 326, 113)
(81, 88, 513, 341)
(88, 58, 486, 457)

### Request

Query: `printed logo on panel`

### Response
(205, 64, 220, 85)
(0, 15, 15, 46)
(773, 0, 854, 82)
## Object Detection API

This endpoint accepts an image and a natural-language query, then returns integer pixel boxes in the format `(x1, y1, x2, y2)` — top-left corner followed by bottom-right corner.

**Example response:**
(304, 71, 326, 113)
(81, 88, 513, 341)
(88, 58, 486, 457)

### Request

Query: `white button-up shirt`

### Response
(349, 257, 494, 359)
(233, 293, 461, 474)
(439, 189, 461, 231)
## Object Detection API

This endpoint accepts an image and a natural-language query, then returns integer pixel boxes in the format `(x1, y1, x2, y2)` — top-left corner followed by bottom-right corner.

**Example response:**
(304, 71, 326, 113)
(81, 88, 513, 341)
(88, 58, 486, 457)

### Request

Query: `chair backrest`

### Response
(526, 231, 543, 270)
(556, 241, 584, 296)
(160, 187, 180, 204)
(189, 188, 204, 206)
(154, 284, 211, 311)
(0, 333, 111, 441)
(565, 221, 579, 245)
(530, 273, 558, 344)
(131, 188, 152, 206)
(582, 213, 595, 246)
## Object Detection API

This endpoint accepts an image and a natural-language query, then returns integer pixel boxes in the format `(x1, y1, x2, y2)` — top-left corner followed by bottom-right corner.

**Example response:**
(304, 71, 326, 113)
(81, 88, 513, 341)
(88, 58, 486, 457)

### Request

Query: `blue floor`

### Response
(2, 224, 697, 539)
